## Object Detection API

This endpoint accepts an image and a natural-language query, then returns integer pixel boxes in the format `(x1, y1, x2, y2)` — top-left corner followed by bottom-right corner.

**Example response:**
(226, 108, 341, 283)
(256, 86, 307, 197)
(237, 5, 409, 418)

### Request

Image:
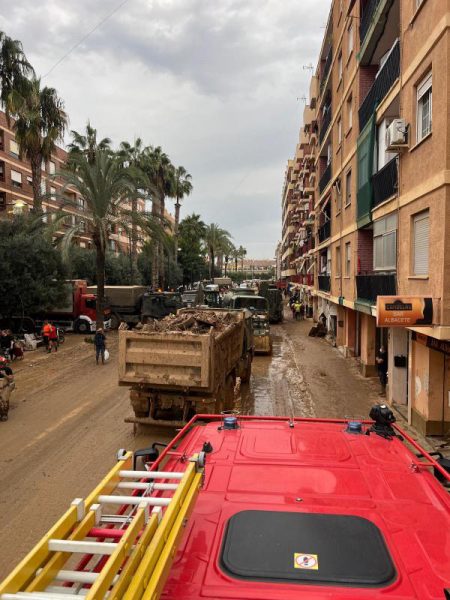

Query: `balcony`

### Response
(359, 40, 400, 131)
(319, 163, 332, 195)
(318, 221, 331, 243)
(320, 47, 333, 94)
(359, 0, 396, 65)
(360, 0, 381, 44)
(319, 106, 332, 145)
(372, 157, 398, 208)
(356, 273, 396, 304)
(318, 275, 331, 293)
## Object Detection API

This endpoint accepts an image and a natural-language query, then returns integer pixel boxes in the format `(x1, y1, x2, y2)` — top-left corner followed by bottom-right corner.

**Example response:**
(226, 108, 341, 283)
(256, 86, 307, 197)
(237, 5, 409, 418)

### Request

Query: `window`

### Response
(412, 210, 429, 275)
(40, 180, 47, 195)
(11, 169, 22, 187)
(327, 143, 332, 165)
(78, 197, 86, 210)
(42, 205, 48, 223)
(337, 117, 342, 144)
(9, 139, 19, 156)
(50, 186, 56, 202)
(41, 160, 46, 171)
(27, 176, 32, 185)
(49, 161, 56, 175)
(347, 95, 353, 130)
(326, 247, 331, 274)
(345, 242, 351, 276)
(0, 129, 4, 149)
(417, 72, 432, 142)
(335, 246, 341, 276)
(345, 170, 352, 206)
(110, 239, 116, 251)
(374, 214, 397, 270)
(0, 161, 4, 181)
(338, 52, 343, 81)
(0, 191, 6, 211)
(348, 23, 354, 57)
(335, 177, 342, 212)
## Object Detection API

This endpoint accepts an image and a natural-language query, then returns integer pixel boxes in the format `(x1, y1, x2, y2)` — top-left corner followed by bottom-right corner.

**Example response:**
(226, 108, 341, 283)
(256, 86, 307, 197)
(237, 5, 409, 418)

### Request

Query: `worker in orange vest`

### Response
(42, 320, 52, 352)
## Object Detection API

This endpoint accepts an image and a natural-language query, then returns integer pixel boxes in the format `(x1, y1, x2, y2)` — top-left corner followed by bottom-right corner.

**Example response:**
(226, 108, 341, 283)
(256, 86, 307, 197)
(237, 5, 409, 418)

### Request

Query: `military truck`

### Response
(222, 293, 272, 355)
(259, 282, 284, 323)
(118, 308, 254, 427)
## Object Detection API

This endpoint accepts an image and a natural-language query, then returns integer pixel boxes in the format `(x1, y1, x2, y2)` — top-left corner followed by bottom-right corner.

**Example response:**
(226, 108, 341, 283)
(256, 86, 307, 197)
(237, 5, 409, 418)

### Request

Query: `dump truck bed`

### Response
(118, 310, 245, 394)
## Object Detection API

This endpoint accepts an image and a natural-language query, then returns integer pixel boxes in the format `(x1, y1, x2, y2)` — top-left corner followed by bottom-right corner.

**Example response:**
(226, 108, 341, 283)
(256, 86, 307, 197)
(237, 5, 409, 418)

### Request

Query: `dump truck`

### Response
(118, 308, 254, 427)
(87, 285, 146, 329)
(222, 293, 272, 355)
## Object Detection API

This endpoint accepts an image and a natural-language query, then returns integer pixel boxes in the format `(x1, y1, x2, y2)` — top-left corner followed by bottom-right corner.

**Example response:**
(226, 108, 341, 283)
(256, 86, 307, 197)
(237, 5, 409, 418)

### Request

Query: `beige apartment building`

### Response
(281, 0, 450, 435)
(0, 111, 145, 254)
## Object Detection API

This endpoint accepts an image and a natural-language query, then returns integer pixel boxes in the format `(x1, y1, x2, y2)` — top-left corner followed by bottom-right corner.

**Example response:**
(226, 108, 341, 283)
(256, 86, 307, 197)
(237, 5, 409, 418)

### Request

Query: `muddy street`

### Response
(0, 319, 380, 577)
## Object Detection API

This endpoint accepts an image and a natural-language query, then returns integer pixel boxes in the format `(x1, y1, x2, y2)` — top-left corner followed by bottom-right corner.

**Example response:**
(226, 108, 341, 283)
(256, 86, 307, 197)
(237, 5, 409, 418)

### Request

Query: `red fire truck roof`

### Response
(158, 416, 450, 600)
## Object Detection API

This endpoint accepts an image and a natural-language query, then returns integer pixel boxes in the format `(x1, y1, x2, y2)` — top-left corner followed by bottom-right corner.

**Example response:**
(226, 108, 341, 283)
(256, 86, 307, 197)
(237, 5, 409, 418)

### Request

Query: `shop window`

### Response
(374, 214, 397, 270)
(416, 72, 432, 142)
(412, 210, 429, 275)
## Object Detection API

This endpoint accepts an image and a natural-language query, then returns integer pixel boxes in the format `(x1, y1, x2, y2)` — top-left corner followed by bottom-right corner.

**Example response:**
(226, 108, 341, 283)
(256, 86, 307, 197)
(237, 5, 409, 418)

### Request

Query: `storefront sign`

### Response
(376, 297, 433, 328)
(412, 331, 450, 354)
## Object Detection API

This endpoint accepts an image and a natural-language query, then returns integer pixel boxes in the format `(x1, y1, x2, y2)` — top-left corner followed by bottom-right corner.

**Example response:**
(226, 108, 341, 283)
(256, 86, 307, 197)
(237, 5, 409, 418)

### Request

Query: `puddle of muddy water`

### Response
(236, 325, 315, 418)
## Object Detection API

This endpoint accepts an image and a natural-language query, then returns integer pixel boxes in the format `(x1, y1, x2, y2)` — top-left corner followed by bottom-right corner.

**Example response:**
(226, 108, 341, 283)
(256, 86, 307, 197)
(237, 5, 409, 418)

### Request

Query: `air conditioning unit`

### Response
(386, 119, 408, 150)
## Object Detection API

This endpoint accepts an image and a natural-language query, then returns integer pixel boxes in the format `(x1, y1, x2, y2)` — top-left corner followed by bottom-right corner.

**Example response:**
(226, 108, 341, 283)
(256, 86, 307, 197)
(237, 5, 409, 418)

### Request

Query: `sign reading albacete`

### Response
(376, 296, 433, 328)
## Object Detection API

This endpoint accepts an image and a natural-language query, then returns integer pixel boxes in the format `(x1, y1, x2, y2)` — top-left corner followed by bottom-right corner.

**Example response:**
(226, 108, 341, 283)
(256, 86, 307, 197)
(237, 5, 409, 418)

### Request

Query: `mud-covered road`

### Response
(0, 317, 383, 577)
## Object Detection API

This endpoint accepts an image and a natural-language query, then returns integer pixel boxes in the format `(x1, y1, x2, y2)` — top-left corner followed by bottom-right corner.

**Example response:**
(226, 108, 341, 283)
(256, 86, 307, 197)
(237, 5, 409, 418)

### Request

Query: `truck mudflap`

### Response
(254, 334, 272, 355)
(124, 415, 188, 428)
(130, 388, 218, 424)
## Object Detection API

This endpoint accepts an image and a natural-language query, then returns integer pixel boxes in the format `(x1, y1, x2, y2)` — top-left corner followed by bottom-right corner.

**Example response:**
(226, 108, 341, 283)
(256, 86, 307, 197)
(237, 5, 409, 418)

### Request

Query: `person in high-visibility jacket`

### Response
(42, 320, 52, 351)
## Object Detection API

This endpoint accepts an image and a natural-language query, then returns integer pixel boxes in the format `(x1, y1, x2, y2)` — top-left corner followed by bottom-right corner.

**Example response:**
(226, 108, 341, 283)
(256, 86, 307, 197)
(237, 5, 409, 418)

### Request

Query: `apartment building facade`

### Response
(0, 111, 144, 254)
(281, 0, 450, 435)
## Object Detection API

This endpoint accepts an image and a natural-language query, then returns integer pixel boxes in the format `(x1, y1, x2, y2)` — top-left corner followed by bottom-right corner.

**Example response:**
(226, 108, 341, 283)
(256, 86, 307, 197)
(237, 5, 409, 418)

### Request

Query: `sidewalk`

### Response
(282, 315, 439, 453)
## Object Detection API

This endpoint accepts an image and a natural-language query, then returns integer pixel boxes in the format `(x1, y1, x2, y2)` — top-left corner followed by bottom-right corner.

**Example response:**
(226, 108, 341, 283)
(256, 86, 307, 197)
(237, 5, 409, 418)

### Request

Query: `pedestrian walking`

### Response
(94, 328, 106, 365)
(42, 320, 52, 352)
(293, 300, 302, 321)
(48, 323, 58, 353)
(0, 356, 14, 421)
(375, 345, 388, 395)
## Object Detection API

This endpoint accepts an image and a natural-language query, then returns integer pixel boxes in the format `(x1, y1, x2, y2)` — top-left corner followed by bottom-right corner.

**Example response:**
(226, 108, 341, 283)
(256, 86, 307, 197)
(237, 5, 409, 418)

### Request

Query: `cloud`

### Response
(0, 0, 329, 258)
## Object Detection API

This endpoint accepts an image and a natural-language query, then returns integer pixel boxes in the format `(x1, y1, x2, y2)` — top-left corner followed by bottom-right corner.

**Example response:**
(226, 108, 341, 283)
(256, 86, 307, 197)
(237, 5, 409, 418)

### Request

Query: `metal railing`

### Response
(356, 273, 396, 303)
(319, 162, 332, 195)
(318, 275, 331, 292)
(319, 106, 332, 145)
(359, 40, 400, 131)
(318, 221, 331, 243)
(360, 0, 381, 43)
(372, 157, 398, 208)
(320, 47, 333, 93)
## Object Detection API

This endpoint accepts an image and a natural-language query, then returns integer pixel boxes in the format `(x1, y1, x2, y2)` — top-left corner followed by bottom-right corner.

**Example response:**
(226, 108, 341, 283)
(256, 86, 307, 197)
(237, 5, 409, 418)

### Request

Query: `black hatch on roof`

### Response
(220, 510, 396, 587)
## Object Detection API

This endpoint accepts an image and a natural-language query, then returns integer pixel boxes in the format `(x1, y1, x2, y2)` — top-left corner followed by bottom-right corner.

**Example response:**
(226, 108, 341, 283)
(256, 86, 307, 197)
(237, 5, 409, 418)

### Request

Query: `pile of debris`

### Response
(139, 310, 237, 335)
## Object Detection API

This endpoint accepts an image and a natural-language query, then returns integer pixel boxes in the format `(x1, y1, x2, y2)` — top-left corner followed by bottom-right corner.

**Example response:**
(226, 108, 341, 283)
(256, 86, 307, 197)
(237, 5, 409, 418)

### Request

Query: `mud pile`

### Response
(140, 310, 237, 335)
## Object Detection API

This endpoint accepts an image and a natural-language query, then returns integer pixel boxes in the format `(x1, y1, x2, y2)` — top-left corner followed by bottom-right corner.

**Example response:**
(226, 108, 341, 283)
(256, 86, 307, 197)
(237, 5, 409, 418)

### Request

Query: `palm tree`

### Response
(58, 149, 167, 327)
(0, 32, 34, 120)
(67, 122, 111, 164)
(8, 77, 67, 211)
(139, 146, 174, 287)
(171, 166, 193, 262)
(204, 223, 232, 280)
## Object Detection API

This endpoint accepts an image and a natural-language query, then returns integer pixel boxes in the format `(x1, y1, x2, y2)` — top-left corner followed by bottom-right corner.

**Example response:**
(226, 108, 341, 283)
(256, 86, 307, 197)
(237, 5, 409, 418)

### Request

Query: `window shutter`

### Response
(11, 170, 22, 183)
(413, 212, 429, 275)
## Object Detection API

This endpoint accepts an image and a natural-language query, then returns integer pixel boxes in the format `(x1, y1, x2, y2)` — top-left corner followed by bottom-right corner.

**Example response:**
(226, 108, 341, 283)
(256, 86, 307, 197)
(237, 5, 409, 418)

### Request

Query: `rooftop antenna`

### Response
(303, 63, 314, 73)
(297, 95, 307, 103)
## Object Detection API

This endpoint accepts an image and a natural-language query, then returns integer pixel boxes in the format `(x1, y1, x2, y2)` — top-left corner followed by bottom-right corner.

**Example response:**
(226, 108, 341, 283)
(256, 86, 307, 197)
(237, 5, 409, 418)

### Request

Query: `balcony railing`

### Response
(359, 40, 400, 131)
(356, 273, 397, 304)
(372, 157, 398, 208)
(318, 275, 331, 292)
(320, 47, 333, 93)
(360, 0, 381, 44)
(318, 221, 331, 243)
(319, 162, 332, 195)
(319, 106, 332, 145)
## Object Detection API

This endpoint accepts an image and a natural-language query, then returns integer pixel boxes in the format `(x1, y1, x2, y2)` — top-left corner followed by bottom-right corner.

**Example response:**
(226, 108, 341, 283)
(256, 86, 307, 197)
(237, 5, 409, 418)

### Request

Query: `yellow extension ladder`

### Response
(0, 451, 205, 600)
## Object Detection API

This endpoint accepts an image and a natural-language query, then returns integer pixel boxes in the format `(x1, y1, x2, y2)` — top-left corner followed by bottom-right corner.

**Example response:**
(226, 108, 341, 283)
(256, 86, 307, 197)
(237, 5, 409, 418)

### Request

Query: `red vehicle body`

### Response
(35, 280, 111, 333)
(1, 414, 449, 599)
(156, 415, 450, 600)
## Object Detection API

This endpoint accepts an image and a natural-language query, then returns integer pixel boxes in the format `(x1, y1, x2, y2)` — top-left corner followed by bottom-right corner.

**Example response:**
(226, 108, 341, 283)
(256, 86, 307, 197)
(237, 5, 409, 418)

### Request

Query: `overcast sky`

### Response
(0, 0, 329, 258)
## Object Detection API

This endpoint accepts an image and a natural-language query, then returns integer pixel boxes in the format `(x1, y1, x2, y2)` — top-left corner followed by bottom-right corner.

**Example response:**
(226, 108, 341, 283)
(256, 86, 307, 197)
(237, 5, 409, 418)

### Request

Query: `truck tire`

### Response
(75, 319, 90, 334)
